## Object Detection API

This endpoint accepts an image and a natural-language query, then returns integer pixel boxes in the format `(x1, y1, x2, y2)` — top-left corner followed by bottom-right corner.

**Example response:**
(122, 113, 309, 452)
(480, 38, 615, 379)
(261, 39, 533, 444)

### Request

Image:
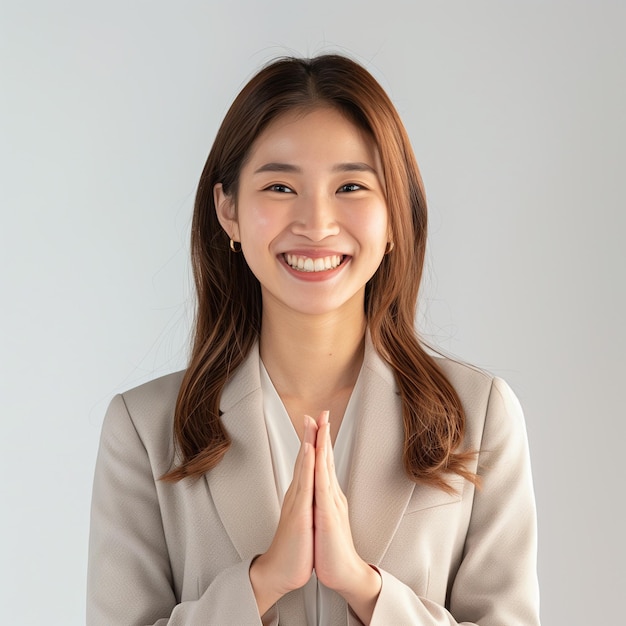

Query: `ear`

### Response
(214, 183, 239, 241)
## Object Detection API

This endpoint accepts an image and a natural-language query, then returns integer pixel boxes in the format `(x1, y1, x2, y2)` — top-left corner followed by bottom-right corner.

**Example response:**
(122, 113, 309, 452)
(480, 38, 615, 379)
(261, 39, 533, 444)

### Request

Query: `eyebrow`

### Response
(253, 162, 378, 175)
(254, 162, 301, 174)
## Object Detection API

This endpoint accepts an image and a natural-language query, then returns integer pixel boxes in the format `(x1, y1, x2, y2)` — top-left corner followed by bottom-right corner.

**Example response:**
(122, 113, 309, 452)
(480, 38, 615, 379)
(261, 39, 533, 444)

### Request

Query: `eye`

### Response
(338, 183, 363, 193)
(266, 184, 294, 193)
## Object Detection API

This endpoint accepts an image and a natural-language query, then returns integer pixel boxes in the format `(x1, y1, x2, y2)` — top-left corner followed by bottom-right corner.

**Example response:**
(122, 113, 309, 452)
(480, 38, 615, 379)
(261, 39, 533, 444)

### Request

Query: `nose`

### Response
(290, 192, 340, 241)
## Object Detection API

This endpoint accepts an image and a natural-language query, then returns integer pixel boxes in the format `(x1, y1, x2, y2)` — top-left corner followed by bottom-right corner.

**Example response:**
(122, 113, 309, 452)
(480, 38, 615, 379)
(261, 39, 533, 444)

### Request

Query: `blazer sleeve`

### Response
(350, 377, 540, 626)
(87, 394, 276, 626)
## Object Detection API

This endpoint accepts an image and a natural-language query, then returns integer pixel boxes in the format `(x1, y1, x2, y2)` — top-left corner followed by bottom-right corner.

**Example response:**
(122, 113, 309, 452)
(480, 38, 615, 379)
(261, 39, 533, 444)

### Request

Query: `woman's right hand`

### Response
(249, 414, 317, 616)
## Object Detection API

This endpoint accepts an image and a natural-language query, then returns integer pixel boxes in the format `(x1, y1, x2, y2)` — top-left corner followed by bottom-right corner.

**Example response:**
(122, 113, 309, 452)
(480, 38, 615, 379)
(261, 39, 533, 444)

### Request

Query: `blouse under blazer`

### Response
(87, 338, 540, 625)
(260, 357, 360, 624)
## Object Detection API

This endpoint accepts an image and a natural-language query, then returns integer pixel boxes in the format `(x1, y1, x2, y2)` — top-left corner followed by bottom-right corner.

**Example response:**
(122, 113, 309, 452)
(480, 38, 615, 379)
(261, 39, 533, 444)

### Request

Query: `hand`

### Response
(313, 410, 381, 623)
(250, 410, 381, 624)
(250, 414, 317, 615)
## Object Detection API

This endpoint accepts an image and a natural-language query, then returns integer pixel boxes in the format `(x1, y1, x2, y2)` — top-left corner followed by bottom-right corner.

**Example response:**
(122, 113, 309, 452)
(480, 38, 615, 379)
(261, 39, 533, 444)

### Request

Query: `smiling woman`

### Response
(87, 54, 540, 626)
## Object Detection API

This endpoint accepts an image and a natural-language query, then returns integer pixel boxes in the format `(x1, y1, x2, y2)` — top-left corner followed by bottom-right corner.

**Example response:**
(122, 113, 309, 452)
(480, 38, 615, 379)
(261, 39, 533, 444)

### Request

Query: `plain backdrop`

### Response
(1, 1, 624, 624)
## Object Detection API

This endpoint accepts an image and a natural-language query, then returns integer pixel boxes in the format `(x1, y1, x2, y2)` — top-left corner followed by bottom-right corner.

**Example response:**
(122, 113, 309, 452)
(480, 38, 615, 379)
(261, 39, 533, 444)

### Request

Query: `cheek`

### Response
(239, 205, 281, 241)
(357, 208, 389, 248)
(375, 212, 389, 237)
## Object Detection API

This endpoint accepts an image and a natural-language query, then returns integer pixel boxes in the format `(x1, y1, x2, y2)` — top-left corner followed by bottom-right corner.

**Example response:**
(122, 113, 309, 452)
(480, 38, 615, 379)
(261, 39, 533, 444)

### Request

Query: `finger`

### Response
(301, 415, 318, 487)
(319, 422, 346, 509)
(323, 424, 340, 493)
(287, 416, 313, 505)
(315, 421, 331, 495)
(325, 422, 334, 469)
(315, 420, 329, 460)
(316, 409, 330, 428)
(296, 417, 315, 500)
(303, 414, 318, 447)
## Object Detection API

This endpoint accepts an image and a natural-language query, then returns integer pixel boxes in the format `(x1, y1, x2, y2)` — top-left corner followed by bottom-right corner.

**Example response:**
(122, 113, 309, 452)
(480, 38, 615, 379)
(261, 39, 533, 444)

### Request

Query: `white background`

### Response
(1, 1, 624, 624)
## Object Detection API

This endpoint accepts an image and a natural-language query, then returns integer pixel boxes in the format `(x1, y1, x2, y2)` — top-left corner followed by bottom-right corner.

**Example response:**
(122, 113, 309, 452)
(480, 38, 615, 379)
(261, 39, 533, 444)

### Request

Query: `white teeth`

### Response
(285, 254, 343, 272)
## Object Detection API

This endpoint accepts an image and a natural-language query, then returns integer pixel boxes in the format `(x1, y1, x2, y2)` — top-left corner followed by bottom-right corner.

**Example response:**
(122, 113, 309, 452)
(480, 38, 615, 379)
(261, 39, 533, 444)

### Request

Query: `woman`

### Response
(87, 54, 540, 625)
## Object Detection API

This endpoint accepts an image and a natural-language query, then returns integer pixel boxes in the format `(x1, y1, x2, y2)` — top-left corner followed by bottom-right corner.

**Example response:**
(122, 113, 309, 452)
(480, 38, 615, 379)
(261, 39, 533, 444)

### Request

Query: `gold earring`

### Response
(229, 238, 241, 253)
(385, 241, 395, 254)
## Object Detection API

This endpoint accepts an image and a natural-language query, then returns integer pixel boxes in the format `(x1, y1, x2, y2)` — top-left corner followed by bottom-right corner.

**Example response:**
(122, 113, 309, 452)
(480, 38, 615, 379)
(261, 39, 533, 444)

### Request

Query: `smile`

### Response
(284, 253, 345, 272)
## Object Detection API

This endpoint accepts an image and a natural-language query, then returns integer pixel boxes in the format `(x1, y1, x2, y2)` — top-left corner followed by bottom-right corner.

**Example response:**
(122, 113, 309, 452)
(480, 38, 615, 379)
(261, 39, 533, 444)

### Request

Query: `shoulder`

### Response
(100, 371, 185, 472)
(434, 356, 493, 412)
(434, 356, 525, 448)
(118, 370, 186, 422)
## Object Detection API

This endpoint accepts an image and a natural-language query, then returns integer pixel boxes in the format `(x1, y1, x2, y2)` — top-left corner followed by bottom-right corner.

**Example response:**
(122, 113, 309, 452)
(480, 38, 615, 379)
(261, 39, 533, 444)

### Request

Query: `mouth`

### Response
(283, 253, 346, 273)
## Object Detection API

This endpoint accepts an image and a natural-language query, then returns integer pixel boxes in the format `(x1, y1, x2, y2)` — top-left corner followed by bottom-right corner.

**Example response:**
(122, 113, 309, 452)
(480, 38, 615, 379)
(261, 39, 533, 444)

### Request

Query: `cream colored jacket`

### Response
(87, 340, 540, 625)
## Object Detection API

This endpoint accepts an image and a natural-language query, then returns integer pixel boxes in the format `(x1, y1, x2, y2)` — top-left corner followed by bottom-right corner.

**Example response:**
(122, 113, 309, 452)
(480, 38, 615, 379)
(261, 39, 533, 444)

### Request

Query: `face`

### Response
(215, 107, 389, 319)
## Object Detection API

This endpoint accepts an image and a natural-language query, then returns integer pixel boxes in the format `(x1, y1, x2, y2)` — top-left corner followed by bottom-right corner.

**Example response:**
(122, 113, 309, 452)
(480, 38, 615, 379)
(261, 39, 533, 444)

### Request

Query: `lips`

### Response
(284, 253, 345, 272)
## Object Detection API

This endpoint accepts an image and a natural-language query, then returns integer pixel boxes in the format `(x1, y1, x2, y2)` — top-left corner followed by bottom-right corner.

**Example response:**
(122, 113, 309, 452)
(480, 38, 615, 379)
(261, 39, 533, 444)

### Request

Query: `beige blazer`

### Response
(87, 340, 540, 625)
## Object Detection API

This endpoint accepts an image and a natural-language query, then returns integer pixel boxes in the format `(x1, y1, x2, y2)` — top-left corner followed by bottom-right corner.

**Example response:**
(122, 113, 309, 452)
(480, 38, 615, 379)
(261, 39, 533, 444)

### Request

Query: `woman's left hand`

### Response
(312, 411, 382, 624)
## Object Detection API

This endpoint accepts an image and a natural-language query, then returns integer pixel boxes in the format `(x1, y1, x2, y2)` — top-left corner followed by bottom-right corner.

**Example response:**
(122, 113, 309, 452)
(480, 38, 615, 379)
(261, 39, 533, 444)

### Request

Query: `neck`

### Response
(259, 304, 367, 407)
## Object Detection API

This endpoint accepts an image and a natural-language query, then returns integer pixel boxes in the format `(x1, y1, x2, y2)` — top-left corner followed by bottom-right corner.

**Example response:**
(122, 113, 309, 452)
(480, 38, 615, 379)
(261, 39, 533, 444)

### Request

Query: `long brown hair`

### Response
(162, 54, 477, 492)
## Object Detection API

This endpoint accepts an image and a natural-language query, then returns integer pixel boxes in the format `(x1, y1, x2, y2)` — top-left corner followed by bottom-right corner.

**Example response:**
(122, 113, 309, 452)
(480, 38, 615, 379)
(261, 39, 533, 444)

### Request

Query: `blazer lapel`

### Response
(347, 338, 415, 566)
(348, 339, 464, 566)
(205, 344, 281, 560)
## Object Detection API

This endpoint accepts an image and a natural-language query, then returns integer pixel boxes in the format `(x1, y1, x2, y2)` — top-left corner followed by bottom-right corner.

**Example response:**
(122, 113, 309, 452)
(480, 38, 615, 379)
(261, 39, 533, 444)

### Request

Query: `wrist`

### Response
(249, 554, 283, 617)
(339, 560, 381, 625)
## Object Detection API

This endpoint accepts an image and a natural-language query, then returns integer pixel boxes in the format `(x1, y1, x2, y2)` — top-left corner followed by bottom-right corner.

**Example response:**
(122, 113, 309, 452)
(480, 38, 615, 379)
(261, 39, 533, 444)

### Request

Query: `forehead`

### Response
(244, 106, 379, 167)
